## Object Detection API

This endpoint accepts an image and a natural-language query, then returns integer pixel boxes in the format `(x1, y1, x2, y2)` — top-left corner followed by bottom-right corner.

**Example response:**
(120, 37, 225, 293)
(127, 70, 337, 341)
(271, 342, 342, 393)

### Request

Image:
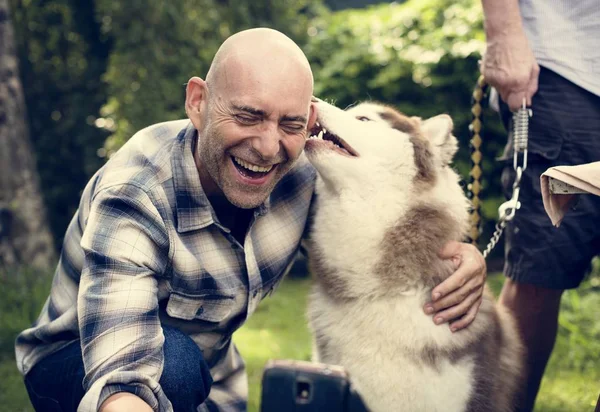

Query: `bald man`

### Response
(15, 28, 486, 412)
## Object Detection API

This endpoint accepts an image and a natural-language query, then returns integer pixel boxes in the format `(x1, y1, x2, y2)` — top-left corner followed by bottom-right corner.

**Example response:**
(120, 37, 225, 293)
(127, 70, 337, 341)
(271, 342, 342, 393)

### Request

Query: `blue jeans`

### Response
(24, 326, 213, 412)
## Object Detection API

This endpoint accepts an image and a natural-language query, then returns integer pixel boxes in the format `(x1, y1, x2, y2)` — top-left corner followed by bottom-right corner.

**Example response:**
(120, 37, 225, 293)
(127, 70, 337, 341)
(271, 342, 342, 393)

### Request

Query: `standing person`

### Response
(16, 27, 487, 412)
(481, 1, 600, 411)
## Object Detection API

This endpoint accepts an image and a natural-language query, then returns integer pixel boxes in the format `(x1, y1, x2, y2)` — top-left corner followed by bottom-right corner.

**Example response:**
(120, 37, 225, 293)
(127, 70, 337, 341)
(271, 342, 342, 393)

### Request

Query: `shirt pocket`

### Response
(166, 292, 235, 323)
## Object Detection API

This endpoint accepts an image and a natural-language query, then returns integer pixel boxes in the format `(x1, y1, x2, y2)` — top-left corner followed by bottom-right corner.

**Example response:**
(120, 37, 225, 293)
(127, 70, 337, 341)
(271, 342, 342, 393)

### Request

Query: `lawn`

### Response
(1, 267, 599, 411)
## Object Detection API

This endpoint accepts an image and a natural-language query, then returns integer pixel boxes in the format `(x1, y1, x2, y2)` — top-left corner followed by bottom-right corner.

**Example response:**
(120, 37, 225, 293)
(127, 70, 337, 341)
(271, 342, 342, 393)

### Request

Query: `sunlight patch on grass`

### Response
(535, 371, 600, 412)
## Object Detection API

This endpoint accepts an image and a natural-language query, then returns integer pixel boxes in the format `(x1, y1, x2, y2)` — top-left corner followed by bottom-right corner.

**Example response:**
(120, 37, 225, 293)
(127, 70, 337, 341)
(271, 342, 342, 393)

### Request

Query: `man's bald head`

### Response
(184, 28, 318, 211)
(205, 28, 313, 99)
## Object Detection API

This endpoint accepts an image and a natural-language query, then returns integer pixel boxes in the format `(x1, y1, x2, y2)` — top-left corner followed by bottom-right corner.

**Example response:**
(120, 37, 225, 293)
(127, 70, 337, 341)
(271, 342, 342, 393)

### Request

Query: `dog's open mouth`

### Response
(305, 122, 359, 157)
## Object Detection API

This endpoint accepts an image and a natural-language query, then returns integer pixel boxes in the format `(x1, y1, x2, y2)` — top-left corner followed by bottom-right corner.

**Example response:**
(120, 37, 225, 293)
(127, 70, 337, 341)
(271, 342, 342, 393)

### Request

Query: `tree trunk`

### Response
(0, 0, 55, 269)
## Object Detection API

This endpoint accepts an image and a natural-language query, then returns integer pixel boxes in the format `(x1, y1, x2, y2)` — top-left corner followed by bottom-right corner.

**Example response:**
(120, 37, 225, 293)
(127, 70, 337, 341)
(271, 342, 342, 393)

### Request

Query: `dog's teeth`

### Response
(318, 130, 324, 139)
(323, 128, 327, 134)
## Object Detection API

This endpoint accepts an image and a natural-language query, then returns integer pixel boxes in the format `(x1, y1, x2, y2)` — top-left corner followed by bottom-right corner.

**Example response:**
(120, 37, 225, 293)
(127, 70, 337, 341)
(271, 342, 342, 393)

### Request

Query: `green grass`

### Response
(233, 278, 313, 412)
(0, 266, 52, 411)
(2, 267, 598, 411)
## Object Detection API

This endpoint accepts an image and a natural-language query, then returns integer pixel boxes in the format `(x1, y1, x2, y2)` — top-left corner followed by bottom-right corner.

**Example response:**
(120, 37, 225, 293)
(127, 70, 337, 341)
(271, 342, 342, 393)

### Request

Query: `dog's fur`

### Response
(303, 101, 523, 412)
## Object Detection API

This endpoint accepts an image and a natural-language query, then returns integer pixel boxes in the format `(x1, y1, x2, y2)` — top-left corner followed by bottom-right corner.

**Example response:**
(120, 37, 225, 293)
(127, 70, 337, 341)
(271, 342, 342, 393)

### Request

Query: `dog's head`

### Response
(304, 100, 458, 194)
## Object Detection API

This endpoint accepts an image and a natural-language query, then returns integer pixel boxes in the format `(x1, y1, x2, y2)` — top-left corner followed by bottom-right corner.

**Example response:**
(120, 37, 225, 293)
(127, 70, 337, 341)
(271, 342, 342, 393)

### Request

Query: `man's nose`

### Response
(252, 124, 282, 161)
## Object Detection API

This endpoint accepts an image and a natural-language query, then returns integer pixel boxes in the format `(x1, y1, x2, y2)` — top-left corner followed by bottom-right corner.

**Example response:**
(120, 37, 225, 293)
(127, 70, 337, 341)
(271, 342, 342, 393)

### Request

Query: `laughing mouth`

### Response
(232, 156, 276, 179)
(307, 122, 358, 157)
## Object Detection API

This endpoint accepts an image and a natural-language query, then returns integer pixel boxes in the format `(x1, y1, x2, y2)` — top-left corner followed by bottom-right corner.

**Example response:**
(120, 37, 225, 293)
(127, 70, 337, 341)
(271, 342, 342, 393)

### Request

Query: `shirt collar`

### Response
(172, 122, 214, 232)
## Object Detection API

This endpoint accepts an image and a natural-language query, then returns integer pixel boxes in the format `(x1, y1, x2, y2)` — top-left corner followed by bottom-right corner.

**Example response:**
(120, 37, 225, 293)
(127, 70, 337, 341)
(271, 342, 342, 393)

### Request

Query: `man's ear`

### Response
(421, 114, 457, 164)
(307, 101, 318, 130)
(185, 77, 208, 130)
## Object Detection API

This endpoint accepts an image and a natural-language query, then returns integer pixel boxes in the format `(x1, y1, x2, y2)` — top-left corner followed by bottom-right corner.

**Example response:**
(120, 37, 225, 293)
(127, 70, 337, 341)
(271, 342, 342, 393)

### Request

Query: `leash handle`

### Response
(512, 99, 532, 172)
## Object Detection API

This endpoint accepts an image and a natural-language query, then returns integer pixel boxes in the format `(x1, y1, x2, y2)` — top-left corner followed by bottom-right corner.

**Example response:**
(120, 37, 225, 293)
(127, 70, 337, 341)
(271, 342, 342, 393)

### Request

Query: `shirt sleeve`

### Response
(76, 184, 172, 412)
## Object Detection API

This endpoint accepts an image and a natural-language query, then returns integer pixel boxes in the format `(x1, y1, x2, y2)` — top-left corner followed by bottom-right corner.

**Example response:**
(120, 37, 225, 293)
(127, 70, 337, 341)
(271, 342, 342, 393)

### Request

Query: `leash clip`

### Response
(498, 167, 523, 223)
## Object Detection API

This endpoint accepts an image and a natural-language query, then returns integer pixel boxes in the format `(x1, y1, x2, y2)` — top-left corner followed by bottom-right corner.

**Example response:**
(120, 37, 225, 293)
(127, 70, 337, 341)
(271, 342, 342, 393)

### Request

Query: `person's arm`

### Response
(77, 184, 172, 411)
(480, 0, 540, 110)
(422, 241, 486, 332)
(100, 393, 153, 412)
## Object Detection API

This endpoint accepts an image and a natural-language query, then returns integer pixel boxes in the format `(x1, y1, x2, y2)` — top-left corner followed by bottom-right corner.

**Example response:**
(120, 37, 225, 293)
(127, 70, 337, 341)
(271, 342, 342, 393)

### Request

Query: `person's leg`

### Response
(499, 280, 563, 412)
(24, 340, 87, 412)
(160, 326, 213, 411)
(498, 67, 600, 412)
(24, 326, 212, 412)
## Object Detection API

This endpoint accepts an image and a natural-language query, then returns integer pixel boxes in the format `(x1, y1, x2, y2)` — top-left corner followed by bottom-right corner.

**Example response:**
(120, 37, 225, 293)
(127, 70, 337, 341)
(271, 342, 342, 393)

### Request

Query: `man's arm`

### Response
(480, 0, 540, 110)
(78, 184, 171, 411)
(100, 393, 153, 412)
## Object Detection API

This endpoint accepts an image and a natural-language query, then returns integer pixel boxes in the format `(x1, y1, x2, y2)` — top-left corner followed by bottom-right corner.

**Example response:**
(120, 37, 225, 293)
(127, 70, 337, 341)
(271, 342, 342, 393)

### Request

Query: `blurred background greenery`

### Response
(1, 0, 598, 410)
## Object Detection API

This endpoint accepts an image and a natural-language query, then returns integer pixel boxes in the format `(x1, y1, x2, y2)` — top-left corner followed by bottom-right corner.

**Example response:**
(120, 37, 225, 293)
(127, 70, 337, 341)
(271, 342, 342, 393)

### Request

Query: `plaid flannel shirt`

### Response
(15, 120, 316, 411)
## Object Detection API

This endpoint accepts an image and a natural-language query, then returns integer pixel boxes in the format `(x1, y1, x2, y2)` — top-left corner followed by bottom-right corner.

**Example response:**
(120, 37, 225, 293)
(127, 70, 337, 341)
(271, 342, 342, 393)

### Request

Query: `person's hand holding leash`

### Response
(423, 241, 486, 332)
(480, 0, 540, 111)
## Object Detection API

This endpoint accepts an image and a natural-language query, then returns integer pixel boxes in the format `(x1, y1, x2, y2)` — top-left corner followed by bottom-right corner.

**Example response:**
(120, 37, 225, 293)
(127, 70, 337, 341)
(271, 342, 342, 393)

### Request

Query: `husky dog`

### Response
(304, 100, 523, 412)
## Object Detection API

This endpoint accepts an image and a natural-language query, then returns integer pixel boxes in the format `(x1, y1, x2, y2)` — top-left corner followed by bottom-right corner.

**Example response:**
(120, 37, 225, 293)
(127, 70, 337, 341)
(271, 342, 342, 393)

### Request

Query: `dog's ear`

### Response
(421, 114, 457, 164)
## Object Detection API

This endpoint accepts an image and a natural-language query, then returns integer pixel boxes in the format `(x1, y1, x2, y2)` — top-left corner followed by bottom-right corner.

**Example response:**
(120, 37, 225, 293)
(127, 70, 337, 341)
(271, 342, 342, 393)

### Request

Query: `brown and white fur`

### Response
(303, 101, 523, 412)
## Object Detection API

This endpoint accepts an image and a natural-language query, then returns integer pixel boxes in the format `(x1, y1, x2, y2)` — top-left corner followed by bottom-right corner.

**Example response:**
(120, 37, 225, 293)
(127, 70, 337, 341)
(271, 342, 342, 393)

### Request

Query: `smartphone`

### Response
(260, 359, 368, 412)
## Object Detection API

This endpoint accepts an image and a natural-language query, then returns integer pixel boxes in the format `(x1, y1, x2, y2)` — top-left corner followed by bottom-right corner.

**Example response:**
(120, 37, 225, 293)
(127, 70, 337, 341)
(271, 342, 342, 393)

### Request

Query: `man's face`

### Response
(196, 56, 314, 209)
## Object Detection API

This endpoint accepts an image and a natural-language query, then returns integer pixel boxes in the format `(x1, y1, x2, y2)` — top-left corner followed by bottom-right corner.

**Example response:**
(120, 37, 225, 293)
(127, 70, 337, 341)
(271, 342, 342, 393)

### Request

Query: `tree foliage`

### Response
(9, 0, 110, 247)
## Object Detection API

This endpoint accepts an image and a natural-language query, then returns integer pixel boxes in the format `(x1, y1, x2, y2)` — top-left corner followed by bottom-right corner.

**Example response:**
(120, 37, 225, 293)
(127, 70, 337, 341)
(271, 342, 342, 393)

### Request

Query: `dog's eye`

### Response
(356, 116, 371, 122)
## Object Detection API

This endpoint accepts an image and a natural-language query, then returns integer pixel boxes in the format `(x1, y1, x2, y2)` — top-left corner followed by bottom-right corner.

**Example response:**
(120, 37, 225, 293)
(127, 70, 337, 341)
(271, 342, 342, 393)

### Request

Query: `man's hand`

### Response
(423, 241, 486, 332)
(480, 0, 540, 111)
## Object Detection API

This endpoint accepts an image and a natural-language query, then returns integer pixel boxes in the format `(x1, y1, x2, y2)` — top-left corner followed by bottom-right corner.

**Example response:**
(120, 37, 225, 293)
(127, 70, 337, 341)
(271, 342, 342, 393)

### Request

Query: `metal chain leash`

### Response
(468, 76, 532, 259)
